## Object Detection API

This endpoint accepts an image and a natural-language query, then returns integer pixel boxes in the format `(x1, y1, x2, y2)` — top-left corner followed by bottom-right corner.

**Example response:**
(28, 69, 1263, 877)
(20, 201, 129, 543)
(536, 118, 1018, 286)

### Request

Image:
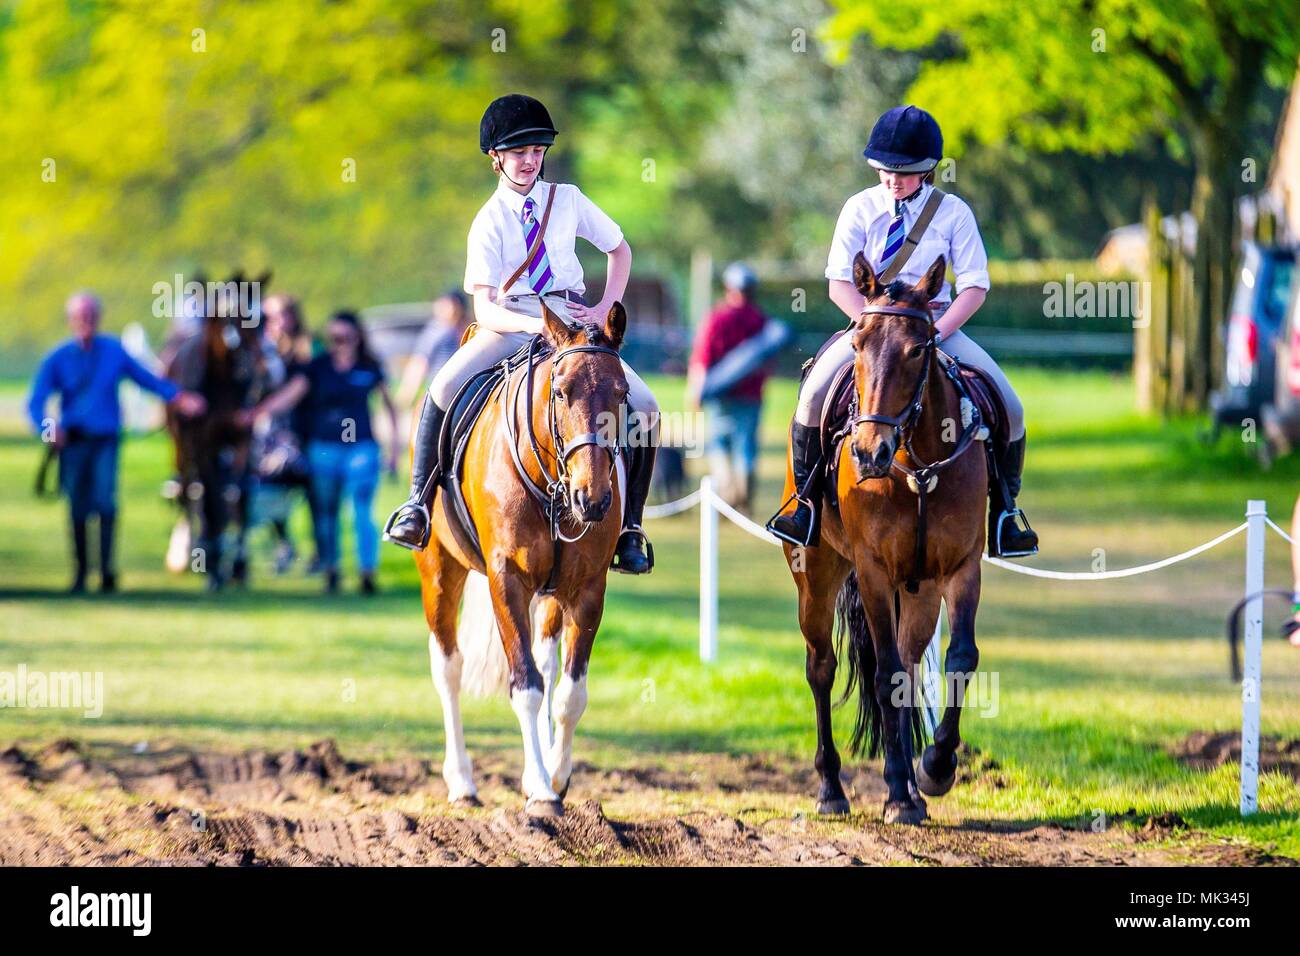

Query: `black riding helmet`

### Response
(479, 94, 559, 153)
(863, 105, 943, 173)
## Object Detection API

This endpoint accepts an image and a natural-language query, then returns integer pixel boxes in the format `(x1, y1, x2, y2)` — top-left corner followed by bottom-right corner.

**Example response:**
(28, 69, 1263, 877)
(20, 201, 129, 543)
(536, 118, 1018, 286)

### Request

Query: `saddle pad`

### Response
(440, 336, 554, 567)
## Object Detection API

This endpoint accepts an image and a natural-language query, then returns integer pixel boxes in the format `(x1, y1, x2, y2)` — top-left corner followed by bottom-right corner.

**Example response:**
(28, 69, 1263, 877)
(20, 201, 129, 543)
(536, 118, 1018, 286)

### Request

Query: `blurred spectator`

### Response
(686, 263, 770, 514)
(254, 293, 318, 574)
(251, 310, 400, 595)
(27, 292, 205, 593)
(396, 290, 471, 409)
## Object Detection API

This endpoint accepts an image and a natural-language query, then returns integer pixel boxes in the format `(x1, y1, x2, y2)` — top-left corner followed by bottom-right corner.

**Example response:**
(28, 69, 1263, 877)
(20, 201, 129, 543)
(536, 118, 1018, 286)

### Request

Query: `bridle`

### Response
(504, 334, 623, 544)
(842, 300, 986, 594)
(848, 304, 936, 456)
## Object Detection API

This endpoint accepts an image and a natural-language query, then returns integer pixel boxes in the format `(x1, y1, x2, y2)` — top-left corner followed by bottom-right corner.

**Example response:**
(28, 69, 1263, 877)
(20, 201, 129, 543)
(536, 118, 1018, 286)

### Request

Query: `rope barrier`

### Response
(645, 481, 1252, 580)
(1266, 517, 1293, 544)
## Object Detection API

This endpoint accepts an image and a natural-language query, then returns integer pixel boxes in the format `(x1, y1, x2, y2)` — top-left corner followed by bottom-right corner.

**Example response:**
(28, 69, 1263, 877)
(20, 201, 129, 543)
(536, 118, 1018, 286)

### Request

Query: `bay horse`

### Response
(780, 252, 987, 825)
(163, 272, 272, 591)
(415, 302, 636, 817)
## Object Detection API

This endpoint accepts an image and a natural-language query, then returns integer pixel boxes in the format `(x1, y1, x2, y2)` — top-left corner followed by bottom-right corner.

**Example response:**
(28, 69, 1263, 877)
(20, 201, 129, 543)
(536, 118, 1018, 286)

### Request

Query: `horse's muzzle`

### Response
(852, 439, 895, 481)
(571, 487, 612, 524)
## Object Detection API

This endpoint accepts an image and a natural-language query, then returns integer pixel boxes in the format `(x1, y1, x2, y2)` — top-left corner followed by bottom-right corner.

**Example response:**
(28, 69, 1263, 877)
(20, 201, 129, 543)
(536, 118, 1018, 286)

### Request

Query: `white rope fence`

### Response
(643, 479, 1281, 816)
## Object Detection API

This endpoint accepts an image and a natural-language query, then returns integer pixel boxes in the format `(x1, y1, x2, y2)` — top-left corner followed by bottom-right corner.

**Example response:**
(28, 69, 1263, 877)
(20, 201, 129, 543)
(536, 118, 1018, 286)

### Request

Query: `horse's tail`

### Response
(456, 571, 512, 698)
(835, 574, 925, 758)
(1225, 588, 1296, 682)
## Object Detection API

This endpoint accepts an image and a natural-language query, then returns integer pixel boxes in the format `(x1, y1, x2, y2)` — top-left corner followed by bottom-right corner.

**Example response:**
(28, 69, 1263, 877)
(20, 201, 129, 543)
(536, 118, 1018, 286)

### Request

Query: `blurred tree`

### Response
(826, 0, 1300, 410)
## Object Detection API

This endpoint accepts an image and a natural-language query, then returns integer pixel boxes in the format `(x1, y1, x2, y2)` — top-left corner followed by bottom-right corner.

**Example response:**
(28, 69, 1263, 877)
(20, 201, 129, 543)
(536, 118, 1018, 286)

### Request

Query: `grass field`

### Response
(2, 369, 1300, 860)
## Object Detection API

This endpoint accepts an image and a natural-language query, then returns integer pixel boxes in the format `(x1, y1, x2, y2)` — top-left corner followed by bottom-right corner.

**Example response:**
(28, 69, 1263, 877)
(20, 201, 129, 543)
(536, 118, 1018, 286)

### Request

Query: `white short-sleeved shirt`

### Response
(825, 182, 991, 302)
(463, 178, 624, 298)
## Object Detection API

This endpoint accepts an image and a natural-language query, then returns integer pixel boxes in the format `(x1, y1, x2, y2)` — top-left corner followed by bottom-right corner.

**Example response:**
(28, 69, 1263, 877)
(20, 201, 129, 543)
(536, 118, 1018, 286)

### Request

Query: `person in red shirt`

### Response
(687, 263, 770, 513)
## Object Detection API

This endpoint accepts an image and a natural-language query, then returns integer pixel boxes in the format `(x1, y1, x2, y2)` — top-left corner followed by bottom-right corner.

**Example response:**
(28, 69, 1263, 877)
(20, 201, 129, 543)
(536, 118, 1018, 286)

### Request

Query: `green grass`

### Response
(2, 369, 1299, 855)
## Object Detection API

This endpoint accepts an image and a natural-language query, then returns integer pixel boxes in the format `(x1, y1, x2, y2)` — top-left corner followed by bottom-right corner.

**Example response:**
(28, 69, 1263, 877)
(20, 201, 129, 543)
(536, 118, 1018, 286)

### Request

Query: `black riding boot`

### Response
(383, 396, 446, 551)
(766, 422, 824, 547)
(989, 435, 1038, 558)
(70, 518, 89, 593)
(612, 443, 655, 574)
(99, 510, 117, 593)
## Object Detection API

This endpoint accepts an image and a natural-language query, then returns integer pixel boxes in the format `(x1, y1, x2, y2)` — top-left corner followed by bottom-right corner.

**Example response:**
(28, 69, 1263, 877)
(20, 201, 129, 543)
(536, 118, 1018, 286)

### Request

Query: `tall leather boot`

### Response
(989, 435, 1038, 558)
(766, 422, 824, 547)
(383, 395, 446, 551)
(99, 510, 117, 593)
(611, 442, 655, 574)
(71, 518, 89, 594)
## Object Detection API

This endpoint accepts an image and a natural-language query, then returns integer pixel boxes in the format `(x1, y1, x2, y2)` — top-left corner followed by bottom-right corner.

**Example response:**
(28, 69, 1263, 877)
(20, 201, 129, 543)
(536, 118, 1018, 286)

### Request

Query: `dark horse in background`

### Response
(161, 271, 272, 591)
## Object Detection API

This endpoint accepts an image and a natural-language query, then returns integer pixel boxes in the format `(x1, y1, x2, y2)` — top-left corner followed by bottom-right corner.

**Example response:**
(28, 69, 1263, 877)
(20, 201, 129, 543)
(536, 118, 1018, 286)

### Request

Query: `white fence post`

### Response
(1241, 499, 1266, 816)
(699, 476, 719, 663)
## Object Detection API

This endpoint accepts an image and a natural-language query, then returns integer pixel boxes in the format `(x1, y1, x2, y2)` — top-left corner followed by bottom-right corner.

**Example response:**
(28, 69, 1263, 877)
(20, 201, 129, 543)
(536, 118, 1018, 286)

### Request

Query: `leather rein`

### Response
(842, 302, 985, 594)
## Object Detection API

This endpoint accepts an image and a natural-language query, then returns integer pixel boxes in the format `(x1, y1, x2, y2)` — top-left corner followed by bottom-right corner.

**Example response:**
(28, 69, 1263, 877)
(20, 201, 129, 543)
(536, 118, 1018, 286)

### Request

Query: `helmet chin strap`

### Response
(492, 147, 546, 190)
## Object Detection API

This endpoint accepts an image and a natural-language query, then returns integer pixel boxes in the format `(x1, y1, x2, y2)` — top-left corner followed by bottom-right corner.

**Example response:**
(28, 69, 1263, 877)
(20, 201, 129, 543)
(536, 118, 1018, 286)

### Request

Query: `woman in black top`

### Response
(253, 311, 400, 593)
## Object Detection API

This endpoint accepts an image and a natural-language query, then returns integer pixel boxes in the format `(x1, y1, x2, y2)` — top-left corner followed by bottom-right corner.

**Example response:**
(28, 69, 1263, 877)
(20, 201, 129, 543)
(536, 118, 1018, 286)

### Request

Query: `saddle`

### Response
(805, 328, 1011, 505)
(436, 332, 555, 568)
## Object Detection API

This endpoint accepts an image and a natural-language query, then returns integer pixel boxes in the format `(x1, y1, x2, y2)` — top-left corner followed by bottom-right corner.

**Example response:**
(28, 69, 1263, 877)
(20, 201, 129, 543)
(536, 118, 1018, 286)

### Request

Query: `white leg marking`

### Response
(429, 635, 476, 801)
(534, 630, 559, 755)
(511, 687, 560, 802)
(545, 673, 588, 795)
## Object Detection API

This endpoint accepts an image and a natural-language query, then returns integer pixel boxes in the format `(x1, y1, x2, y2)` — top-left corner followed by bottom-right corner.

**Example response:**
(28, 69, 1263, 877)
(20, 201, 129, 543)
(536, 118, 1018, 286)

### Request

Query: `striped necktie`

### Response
(881, 199, 906, 269)
(520, 196, 555, 295)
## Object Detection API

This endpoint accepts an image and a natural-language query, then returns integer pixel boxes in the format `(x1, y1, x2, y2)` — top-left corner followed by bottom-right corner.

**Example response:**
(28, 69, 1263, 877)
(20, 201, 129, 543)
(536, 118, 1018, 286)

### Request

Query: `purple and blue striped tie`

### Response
(881, 200, 906, 270)
(521, 196, 555, 295)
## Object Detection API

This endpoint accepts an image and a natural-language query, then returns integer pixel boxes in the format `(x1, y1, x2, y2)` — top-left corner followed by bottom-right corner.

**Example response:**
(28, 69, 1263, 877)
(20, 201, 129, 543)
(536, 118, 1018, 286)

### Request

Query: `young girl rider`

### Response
(766, 105, 1038, 559)
(384, 93, 658, 574)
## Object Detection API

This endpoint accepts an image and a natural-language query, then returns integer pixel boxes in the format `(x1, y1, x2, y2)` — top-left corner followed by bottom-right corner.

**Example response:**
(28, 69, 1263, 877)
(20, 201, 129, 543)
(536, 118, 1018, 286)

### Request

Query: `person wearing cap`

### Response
(766, 105, 1037, 559)
(383, 93, 660, 574)
(687, 262, 770, 513)
(27, 292, 207, 592)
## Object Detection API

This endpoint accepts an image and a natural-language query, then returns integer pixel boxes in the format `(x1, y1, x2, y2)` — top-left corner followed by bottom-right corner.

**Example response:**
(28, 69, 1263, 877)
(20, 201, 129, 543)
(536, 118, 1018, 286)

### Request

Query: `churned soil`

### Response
(0, 738, 1289, 866)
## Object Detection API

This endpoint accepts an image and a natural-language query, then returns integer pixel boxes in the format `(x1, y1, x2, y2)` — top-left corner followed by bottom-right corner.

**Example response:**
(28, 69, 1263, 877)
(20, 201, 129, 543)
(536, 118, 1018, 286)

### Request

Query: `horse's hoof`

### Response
(883, 799, 927, 826)
(525, 798, 565, 819)
(916, 746, 956, 797)
(450, 795, 482, 809)
(816, 797, 851, 816)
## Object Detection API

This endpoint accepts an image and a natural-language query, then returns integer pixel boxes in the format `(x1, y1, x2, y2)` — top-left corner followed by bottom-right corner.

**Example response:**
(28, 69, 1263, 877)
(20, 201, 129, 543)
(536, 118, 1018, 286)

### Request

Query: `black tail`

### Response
(835, 574, 925, 758)
(1225, 588, 1297, 681)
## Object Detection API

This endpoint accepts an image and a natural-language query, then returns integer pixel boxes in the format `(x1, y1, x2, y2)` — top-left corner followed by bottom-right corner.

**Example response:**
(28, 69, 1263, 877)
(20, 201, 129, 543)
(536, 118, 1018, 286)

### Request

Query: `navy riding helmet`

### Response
(479, 94, 559, 154)
(863, 106, 943, 173)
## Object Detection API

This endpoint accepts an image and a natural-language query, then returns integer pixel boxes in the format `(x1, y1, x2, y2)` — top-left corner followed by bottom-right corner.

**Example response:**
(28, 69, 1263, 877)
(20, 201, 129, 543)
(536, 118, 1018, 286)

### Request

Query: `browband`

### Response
(859, 304, 932, 322)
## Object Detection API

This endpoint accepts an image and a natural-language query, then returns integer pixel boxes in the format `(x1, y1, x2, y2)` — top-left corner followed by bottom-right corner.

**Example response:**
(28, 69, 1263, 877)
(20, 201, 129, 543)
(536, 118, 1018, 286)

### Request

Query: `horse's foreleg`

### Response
(860, 575, 925, 825)
(546, 583, 605, 799)
(896, 584, 943, 808)
(420, 544, 475, 804)
(919, 556, 982, 798)
(792, 542, 851, 815)
(533, 595, 563, 757)
(487, 565, 562, 814)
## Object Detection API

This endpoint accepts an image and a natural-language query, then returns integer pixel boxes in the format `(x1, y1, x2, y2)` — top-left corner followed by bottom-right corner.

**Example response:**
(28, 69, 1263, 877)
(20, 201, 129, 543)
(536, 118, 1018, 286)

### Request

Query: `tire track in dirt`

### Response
(0, 738, 1290, 866)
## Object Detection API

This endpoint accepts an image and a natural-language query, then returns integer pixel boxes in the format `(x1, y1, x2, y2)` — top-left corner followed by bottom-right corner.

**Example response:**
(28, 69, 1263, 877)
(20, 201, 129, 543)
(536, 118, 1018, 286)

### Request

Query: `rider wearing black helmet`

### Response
(384, 93, 659, 574)
(766, 105, 1038, 559)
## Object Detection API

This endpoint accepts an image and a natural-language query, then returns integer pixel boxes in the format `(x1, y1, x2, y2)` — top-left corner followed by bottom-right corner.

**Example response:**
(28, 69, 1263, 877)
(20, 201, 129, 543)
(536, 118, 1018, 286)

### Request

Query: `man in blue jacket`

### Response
(27, 292, 206, 593)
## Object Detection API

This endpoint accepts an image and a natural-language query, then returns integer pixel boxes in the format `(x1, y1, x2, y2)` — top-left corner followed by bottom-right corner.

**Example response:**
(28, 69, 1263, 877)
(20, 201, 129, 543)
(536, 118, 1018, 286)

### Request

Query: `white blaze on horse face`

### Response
(511, 687, 561, 802)
(546, 672, 588, 795)
(428, 636, 476, 802)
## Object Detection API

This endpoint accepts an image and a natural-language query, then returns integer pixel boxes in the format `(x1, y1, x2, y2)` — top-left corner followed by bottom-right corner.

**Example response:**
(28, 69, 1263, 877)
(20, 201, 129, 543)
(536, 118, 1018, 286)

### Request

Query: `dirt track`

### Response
(0, 738, 1291, 866)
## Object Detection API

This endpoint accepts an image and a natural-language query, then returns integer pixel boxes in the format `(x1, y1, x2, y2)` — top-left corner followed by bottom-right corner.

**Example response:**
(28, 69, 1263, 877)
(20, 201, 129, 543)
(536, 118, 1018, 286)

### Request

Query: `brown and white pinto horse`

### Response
(781, 252, 987, 825)
(414, 302, 634, 817)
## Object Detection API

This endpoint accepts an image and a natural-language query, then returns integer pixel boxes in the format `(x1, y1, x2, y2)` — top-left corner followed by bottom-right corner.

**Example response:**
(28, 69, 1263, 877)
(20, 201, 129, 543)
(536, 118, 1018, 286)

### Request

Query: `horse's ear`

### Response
(852, 252, 880, 300)
(604, 301, 627, 350)
(915, 255, 946, 301)
(540, 301, 573, 346)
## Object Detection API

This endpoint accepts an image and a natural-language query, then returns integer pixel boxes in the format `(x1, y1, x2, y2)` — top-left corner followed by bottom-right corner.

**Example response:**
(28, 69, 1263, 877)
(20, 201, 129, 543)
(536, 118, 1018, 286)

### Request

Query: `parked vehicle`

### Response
(1260, 250, 1300, 462)
(1210, 242, 1296, 438)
